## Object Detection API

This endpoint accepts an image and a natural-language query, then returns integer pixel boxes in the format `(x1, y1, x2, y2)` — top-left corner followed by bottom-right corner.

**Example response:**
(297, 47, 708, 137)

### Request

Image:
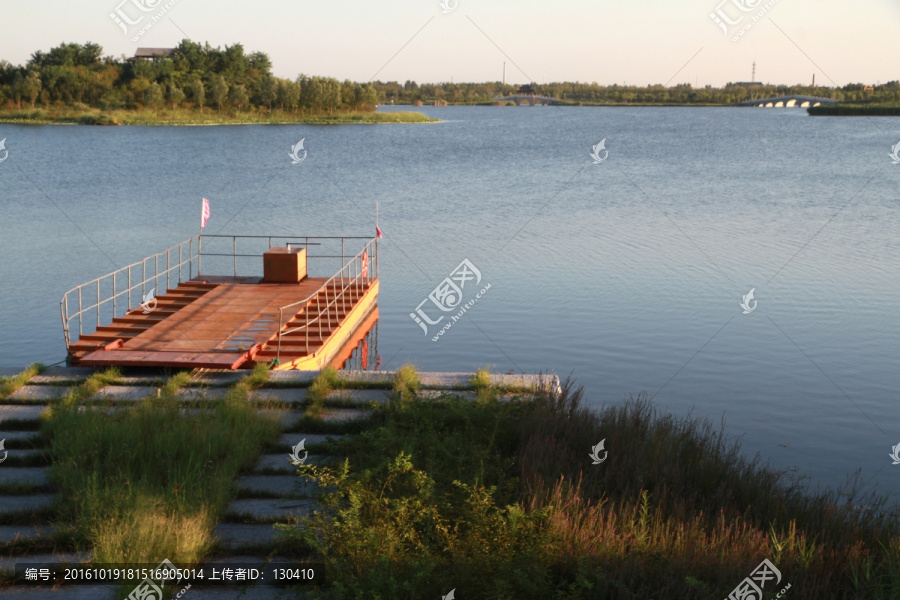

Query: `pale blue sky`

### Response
(1, 0, 897, 87)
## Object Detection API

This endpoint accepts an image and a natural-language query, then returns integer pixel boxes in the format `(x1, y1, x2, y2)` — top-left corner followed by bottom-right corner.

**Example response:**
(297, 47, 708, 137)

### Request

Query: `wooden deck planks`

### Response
(121, 279, 328, 353)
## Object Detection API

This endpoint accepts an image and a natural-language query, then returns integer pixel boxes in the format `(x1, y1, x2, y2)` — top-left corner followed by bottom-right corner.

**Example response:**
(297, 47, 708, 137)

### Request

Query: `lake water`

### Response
(0, 106, 898, 503)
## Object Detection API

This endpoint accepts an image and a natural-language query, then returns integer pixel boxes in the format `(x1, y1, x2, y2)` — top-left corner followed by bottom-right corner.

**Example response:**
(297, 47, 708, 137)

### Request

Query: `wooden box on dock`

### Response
(263, 246, 307, 283)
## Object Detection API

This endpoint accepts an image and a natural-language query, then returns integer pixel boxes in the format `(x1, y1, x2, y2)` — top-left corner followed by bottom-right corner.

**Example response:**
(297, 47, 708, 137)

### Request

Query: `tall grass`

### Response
(0, 363, 45, 398)
(291, 382, 900, 599)
(43, 367, 280, 572)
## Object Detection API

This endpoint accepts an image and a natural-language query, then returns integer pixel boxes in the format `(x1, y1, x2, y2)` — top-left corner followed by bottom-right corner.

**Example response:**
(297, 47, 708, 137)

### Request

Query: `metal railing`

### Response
(196, 235, 376, 278)
(60, 234, 379, 352)
(275, 237, 378, 361)
(60, 237, 200, 347)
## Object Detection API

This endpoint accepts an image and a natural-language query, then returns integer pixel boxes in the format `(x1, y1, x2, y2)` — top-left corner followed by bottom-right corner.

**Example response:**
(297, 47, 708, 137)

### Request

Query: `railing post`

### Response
(277, 307, 283, 363)
(233, 236, 237, 277)
(179, 243, 182, 284)
(167, 248, 170, 293)
(113, 272, 117, 319)
(198, 235, 202, 277)
(155, 253, 159, 298)
(142, 260, 146, 304)
(96, 280, 101, 329)
(128, 265, 131, 311)
(78, 287, 82, 337)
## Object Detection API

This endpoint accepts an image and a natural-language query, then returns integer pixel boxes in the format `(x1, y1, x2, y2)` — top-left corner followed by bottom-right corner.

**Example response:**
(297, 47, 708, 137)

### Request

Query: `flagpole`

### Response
(375, 198, 379, 279)
(198, 201, 203, 277)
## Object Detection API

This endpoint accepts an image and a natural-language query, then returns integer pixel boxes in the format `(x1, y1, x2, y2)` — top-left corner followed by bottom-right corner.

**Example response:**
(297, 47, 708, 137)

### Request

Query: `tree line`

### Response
(0, 41, 378, 115)
(372, 80, 900, 106)
(1, 41, 898, 113)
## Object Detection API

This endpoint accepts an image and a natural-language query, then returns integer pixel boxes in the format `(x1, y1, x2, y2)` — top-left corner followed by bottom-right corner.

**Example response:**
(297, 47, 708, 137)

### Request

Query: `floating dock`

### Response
(61, 235, 378, 371)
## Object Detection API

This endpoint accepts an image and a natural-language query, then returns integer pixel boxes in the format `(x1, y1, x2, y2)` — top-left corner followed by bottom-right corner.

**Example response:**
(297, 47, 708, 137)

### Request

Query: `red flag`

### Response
(201, 198, 210, 229)
(376, 226, 383, 239)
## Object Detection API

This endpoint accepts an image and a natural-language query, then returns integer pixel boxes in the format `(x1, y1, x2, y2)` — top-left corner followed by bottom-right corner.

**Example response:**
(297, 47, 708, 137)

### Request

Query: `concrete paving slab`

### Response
(325, 389, 390, 405)
(0, 431, 42, 443)
(0, 467, 49, 487)
(320, 408, 371, 423)
(253, 454, 331, 474)
(176, 387, 230, 401)
(224, 499, 318, 522)
(0, 494, 55, 516)
(28, 367, 96, 384)
(6, 386, 65, 402)
(277, 434, 345, 452)
(234, 476, 317, 499)
(336, 370, 394, 386)
(417, 390, 476, 401)
(251, 388, 308, 404)
(190, 371, 246, 386)
(214, 523, 277, 549)
(0, 405, 47, 424)
(266, 371, 317, 385)
(91, 386, 157, 402)
(0, 524, 48, 544)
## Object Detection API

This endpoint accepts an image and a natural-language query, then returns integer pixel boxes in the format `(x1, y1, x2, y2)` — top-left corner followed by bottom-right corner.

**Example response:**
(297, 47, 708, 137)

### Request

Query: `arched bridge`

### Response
(738, 95, 837, 108)
(493, 94, 561, 106)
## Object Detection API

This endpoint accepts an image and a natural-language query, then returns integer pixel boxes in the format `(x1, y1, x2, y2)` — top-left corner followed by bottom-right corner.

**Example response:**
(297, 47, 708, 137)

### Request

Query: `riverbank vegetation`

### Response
(3, 41, 900, 124)
(42, 365, 281, 592)
(808, 104, 900, 116)
(0, 41, 431, 125)
(291, 367, 900, 599)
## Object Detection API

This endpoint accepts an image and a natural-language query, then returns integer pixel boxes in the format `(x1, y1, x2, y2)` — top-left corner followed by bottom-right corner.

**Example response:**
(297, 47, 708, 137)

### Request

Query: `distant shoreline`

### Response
(0, 109, 438, 126)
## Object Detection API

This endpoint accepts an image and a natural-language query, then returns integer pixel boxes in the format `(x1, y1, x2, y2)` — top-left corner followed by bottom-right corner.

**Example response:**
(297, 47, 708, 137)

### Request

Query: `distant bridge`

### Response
(493, 94, 561, 106)
(738, 95, 838, 108)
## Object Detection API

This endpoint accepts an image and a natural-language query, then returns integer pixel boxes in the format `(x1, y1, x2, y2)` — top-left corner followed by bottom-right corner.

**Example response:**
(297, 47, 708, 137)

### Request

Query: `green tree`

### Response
(189, 76, 205, 113)
(257, 73, 277, 109)
(144, 82, 164, 111)
(227, 84, 249, 112)
(209, 75, 228, 113)
(167, 83, 185, 110)
(22, 70, 42, 108)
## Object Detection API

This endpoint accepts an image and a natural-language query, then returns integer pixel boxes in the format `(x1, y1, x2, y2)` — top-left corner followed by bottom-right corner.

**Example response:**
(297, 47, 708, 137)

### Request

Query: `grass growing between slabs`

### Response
(286, 366, 900, 600)
(41, 364, 281, 586)
(0, 363, 45, 398)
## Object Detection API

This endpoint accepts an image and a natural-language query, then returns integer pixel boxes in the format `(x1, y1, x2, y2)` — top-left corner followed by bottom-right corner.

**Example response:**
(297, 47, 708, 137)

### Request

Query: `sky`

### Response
(0, 0, 897, 87)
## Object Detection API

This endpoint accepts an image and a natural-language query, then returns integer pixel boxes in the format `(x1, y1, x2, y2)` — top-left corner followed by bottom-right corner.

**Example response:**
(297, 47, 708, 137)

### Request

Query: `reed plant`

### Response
(290, 381, 900, 599)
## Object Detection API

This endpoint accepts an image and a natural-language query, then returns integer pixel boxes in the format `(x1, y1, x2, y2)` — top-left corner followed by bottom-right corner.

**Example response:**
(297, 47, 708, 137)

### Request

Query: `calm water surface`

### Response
(0, 106, 898, 501)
